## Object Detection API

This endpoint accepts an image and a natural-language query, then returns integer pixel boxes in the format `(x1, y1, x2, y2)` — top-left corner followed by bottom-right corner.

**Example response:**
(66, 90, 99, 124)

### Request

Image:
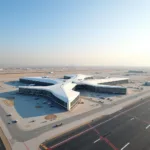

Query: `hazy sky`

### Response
(1, 0, 150, 67)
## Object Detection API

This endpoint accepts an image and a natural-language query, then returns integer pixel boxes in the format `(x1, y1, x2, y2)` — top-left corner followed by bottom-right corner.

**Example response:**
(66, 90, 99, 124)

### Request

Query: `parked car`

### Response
(12, 120, 18, 124)
(29, 120, 35, 123)
(6, 113, 12, 117)
(53, 123, 63, 128)
(48, 102, 51, 105)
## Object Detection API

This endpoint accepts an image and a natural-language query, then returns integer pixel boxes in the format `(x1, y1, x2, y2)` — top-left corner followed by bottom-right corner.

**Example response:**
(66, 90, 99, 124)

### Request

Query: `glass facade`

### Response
(20, 79, 53, 86)
(75, 84, 126, 94)
(19, 88, 67, 109)
(70, 95, 80, 109)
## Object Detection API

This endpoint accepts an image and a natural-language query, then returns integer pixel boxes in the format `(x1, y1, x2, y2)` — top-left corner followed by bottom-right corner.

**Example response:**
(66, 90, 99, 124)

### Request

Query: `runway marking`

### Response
(101, 137, 118, 150)
(126, 113, 150, 125)
(49, 99, 150, 149)
(121, 142, 130, 150)
(130, 118, 134, 121)
(88, 123, 118, 150)
(93, 138, 100, 143)
(146, 124, 150, 129)
(88, 123, 99, 135)
(23, 142, 30, 150)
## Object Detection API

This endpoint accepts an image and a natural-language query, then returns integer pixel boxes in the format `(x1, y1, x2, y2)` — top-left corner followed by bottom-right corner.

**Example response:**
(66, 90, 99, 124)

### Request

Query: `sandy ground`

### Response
(3, 100, 14, 107)
(0, 68, 150, 130)
(1, 67, 150, 150)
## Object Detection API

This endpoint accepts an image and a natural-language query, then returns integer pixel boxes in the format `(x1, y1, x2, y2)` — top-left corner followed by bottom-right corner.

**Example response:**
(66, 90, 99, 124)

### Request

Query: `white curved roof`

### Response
(76, 78, 128, 85)
(19, 82, 79, 103)
(65, 74, 92, 80)
(20, 76, 64, 84)
(19, 74, 128, 103)
(77, 81, 126, 89)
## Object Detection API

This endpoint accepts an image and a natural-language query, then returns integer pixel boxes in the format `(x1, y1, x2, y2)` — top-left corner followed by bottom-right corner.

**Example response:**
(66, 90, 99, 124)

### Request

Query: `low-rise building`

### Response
(19, 74, 128, 110)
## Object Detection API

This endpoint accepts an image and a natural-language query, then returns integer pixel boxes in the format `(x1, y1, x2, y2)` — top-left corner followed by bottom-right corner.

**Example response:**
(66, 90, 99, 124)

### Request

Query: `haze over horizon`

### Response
(1, 0, 150, 67)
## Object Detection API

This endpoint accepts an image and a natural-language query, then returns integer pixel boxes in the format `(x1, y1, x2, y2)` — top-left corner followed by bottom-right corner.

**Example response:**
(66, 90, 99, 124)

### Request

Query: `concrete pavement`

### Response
(42, 96, 150, 150)
(1, 89, 150, 150)
(0, 89, 150, 143)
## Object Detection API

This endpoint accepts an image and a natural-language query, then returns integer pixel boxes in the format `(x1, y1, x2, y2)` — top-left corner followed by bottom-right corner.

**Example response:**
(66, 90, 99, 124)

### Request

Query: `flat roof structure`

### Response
(19, 74, 129, 110)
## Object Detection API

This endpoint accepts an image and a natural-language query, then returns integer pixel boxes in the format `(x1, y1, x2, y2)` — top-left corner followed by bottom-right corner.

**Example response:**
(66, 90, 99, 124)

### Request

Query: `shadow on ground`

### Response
(0, 90, 66, 118)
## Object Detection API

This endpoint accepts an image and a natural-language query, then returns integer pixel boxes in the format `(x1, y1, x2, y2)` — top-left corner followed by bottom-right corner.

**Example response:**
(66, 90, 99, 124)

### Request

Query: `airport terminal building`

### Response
(19, 74, 129, 111)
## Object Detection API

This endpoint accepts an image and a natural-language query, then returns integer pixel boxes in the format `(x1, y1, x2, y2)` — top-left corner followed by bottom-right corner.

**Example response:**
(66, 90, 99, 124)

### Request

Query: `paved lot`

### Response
(0, 138, 6, 150)
(0, 90, 149, 142)
(41, 97, 150, 150)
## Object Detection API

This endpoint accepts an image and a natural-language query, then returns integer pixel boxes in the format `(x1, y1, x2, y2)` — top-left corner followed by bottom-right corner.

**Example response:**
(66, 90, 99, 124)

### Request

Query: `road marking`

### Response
(146, 124, 150, 129)
(93, 138, 100, 143)
(102, 137, 118, 150)
(40, 144, 49, 150)
(88, 124, 99, 135)
(130, 118, 134, 120)
(50, 99, 150, 149)
(121, 142, 130, 150)
(126, 113, 150, 125)
(23, 142, 30, 150)
(88, 124, 118, 150)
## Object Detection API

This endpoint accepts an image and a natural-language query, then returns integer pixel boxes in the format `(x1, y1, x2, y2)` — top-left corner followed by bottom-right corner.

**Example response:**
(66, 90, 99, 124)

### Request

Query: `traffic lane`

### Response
(91, 99, 149, 136)
(104, 117, 146, 149)
(103, 101, 150, 150)
(92, 101, 150, 149)
(47, 129, 98, 149)
(49, 130, 109, 150)
(44, 124, 90, 147)
(90, 98, 150, 130)
(45, 112, 131, 149)
(124, 101, 150, 125)
(53, 137, 113, 150)
(91, 98, 149, 126)
(46, 114, 131, 150)
(126, 99, 150, 117)
(130, 108, 150, 124)
(90, 113, 131, 135)
(44, 99, 150, 149)
(127, 129, 150, 150)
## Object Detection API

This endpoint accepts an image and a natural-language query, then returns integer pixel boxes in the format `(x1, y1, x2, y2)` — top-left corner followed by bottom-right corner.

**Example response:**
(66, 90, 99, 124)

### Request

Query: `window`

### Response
(71, 96, 79, 108)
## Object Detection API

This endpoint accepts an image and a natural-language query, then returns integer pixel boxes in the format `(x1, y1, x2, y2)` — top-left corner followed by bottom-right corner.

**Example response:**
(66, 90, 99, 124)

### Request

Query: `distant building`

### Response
(19, 74, 128, 111)
(145, 81, 150, 86)
(128, 70, 146, 73)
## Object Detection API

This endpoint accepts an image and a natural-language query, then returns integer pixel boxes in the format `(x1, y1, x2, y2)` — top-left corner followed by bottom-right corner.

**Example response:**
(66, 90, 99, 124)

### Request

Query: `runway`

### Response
(41, 98, 150, 150)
